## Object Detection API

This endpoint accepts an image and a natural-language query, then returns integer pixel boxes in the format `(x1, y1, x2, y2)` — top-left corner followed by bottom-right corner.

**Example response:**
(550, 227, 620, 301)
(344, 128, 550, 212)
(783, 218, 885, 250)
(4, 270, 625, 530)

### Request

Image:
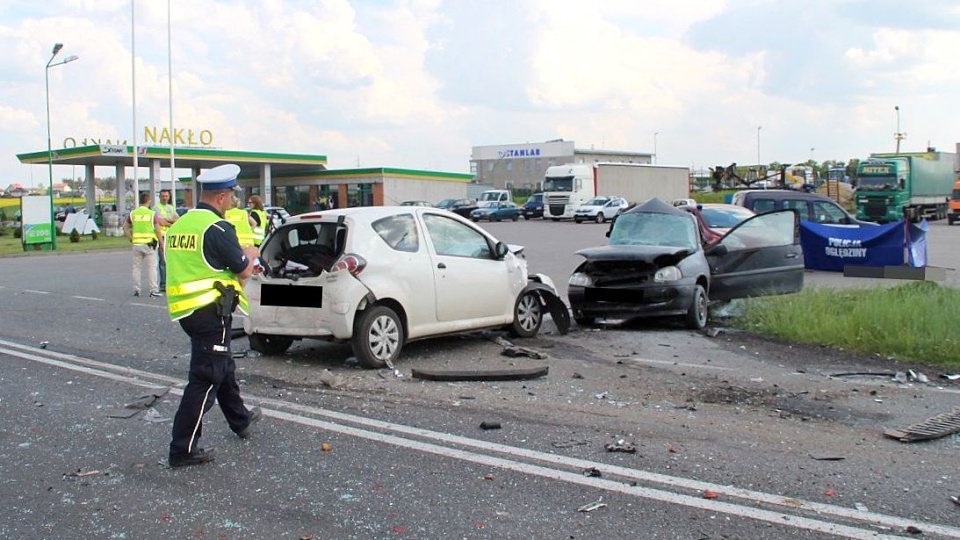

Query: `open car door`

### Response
(706, 209, 804, 302)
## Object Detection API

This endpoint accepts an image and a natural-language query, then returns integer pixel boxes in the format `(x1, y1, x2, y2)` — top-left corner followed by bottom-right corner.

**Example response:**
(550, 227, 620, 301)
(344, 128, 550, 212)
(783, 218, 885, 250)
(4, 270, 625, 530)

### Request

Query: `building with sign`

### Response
(16, 145, 472, 219)
(470, 139, 653, 191)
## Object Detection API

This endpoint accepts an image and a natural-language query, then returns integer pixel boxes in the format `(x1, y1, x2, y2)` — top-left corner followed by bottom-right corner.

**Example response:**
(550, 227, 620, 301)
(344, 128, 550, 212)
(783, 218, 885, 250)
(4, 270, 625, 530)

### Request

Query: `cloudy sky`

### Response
(3, 0, 959, 186)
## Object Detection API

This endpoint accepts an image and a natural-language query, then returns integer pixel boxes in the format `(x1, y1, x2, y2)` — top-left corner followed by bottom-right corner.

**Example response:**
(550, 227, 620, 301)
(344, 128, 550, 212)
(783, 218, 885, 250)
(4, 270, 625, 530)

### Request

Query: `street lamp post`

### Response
(653, 132, 659, 164)
(894, 105, 906, 154)
(756, 125, 762, 168)
(45, 43, 79, 250)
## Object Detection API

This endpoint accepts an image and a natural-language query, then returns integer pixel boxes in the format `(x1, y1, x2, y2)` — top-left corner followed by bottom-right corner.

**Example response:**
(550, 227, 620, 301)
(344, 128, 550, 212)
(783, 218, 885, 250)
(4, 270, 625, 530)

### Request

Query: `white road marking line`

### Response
(71, 296, 105, 302)
(130, 302, 165, 308)
(1, 338, 957, 539)
(23, 289, 50, 294)
(629, 357, 731, 370)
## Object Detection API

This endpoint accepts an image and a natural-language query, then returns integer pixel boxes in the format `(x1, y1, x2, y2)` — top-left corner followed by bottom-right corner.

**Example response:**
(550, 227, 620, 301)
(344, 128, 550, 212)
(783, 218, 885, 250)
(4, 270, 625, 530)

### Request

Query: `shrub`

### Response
(14, 226, 22, 238)
(91, 229, 99, 240)
(69, 229, 80, 243)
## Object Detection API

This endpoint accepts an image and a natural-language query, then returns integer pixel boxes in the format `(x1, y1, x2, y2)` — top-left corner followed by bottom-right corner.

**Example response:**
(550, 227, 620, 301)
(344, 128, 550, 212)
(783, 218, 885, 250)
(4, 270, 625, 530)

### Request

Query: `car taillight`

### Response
(331, 253, 366, 276)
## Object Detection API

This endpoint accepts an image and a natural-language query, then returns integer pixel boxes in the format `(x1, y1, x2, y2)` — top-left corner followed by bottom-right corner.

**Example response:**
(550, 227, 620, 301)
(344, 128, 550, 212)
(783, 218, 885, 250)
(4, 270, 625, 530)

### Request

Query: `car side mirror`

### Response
(705, 243, 728, 256)
(495, 241, 509, 259)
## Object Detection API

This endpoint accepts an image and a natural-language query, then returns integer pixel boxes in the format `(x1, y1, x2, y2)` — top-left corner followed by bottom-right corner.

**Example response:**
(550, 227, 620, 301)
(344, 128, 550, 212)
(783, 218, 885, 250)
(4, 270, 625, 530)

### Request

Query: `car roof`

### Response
(735, 190, 834, 202)
(283, 205, 474, 226)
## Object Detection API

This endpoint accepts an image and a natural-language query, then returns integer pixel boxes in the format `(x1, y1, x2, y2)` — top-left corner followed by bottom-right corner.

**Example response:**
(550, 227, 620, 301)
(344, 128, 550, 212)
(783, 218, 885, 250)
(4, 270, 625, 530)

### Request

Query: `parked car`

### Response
(244, 207, 569, 368)
(400, 200, 433, 207)
(435, 198, 478, 218)
(568, 198, 804, 329)
(731, 190, 875, 226)
(263, 206, 292, 231)
(573, 197, 629, 223)
(521, 193, 544, 219)
(470, 201, 521, 222)
(54, 204, 76, 222)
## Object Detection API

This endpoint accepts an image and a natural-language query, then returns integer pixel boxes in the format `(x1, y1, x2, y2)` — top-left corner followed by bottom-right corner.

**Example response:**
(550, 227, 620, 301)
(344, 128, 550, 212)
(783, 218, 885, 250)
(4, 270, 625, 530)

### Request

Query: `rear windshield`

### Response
(260, 221, 343, 277)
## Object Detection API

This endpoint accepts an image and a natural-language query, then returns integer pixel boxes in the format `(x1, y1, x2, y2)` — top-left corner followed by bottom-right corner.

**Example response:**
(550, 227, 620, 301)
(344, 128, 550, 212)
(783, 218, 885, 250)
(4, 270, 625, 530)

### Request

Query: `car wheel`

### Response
(574, 218, 582, 224)
(352, 305, 403, 369)
(574, 314, 597, 327)
(512, 215, 519, 221)
(248, 333, 294, 355)
(684, 285, 708, 330)
(471, 217, 479, 222)
(949, 215, 956, 225)
(596, 213, 606, 224)
(510, 291, 543, 338)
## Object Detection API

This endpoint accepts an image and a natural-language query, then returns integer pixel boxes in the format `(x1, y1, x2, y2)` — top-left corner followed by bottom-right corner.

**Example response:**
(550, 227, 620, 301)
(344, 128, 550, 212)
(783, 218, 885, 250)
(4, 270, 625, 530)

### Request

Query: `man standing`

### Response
(155, 189, 179, 292)
(164, 164, 262, 468)
(122, 192, 163, 298)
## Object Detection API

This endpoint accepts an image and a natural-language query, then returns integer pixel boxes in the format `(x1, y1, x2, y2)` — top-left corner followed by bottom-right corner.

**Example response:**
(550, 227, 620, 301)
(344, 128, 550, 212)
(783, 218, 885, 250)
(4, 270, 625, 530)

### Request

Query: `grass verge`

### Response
(0, 233, 129, 256)
(731, 281, 960, 370)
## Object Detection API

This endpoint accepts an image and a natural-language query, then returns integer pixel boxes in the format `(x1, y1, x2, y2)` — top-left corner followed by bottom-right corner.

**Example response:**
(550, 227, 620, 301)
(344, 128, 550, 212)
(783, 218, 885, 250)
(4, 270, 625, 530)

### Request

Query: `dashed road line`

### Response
(23, 289, 50, 295)
(71, 295, 105, 301)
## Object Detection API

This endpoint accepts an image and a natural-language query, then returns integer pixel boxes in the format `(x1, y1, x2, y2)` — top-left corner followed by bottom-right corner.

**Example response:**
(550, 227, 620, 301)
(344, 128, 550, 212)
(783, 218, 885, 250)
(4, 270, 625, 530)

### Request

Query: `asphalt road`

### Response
(1, 219, 959, 539)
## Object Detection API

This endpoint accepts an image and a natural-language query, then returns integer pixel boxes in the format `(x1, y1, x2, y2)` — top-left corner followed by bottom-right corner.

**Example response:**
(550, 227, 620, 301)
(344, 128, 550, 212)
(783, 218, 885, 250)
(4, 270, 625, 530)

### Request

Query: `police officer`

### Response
(165, 164, 263, 468)
(224, 196, 256, 247)
(123, 191, 163, 297)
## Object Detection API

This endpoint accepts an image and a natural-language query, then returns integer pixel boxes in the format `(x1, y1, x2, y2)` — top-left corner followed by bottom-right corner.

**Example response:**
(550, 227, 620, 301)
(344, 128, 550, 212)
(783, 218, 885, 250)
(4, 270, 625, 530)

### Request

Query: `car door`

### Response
(421, 213, 511, 322)
(706, 210, 804, 302)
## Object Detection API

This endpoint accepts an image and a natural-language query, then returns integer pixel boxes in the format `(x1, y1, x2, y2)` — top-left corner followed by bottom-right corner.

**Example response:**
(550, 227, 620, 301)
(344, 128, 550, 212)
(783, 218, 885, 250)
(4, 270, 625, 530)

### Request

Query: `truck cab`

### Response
(542, 164, 594, 220)
(478, 189, 512, 204)
(948, 179, 960, 225)
(855, 157, 908, 222)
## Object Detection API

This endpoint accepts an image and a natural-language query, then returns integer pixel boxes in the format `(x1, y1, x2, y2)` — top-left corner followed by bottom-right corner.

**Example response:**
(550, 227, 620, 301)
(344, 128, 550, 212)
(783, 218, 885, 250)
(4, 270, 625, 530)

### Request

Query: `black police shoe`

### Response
(169, 447, 216, 468)
(236, 407, 262, 439)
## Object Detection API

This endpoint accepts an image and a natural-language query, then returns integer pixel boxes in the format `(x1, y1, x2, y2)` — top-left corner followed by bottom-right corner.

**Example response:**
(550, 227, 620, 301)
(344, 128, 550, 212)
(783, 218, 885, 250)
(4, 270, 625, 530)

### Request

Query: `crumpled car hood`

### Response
(576, 245, 692, 267)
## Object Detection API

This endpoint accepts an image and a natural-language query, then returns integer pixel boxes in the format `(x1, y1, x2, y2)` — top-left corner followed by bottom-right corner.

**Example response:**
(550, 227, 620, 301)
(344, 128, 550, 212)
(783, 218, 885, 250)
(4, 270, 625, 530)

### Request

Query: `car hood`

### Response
(575, 244, 692, 267)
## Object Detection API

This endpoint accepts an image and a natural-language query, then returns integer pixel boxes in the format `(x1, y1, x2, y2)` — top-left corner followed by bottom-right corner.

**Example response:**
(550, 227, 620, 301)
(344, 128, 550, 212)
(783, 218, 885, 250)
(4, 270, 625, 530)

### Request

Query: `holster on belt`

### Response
(213, 281, 238, 317)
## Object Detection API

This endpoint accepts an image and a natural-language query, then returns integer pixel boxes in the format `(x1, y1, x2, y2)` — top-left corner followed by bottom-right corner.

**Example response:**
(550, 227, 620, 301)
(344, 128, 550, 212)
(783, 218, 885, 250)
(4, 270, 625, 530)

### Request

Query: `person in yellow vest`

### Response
(122, 192, 163, 297)
(224, 196, 256, 247)
(165, 164, 263, 468)
(154, 189, 179, 292)
(247, 195, 267, 246)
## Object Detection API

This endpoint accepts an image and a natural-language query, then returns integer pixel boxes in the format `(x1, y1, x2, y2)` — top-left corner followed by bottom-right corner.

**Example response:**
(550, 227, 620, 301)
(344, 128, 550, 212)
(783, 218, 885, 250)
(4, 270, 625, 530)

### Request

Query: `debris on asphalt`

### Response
(39, 341, 48, 349)
(317, 369, 344, 389)
(705, 327, 721, 338)
(320, 442, 332, 452)
(246, 350, 262, 358)
(572, 372, 584, 379)
(594, 392, 608, 400)
(950, 495, 960, 506)
(479, 421, 501, 430)
(907, 370, 929, 383)
(582, 467, 602, 477)
(894, 371, 908, 384)
(941, 374, 960, 381)
(809, 453, 845, 461)
(501, 345, 548, 359)
(577, 498, 606, 512)
(411, 366, 548, 382)
(824, 489, 836, 497)
(124, 388, 170, 410)
(829, 371, 896, 378)
(702, 490, 718, 500)
(855, 502, 869, 512)
(232, 350, 247, 359)
(552, 440, 588, 449)
(905, 525, 923, 535)
(483, 474, 494, 481)
(883, 407, 960, 442)
(384, 357, 396, 370)
(64, 469, 101, 479)
(604, 440, 637, 453)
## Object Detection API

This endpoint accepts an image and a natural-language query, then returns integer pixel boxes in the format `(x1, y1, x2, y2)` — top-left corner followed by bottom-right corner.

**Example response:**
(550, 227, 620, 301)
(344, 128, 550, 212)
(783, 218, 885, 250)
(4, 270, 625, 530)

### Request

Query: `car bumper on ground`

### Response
(567, 282, 697, 321)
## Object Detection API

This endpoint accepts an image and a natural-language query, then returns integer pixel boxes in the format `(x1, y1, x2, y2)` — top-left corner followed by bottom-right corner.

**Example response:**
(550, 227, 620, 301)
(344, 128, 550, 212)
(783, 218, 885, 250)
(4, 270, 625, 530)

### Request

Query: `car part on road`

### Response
(883, 407, 960, 442)
(479, 421, 501, 430)
(248, 333, 295, 355)
(410, 366, 549, 382)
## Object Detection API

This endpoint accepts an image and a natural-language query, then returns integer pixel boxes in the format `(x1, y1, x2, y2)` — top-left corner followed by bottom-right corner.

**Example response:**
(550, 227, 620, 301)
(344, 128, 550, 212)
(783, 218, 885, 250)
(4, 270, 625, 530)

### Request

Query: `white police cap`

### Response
(197, 164, 241, 191)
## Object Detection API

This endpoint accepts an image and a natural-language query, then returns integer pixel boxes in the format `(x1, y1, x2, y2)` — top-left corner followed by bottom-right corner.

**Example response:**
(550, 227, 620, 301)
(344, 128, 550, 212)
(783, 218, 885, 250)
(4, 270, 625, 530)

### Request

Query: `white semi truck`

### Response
(542, 163, 690, 220)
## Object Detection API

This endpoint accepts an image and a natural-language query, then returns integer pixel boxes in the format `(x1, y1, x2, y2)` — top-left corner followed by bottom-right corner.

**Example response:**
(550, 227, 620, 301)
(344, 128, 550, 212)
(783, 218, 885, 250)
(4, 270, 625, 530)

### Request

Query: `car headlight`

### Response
(568, 272, 593, 287)
(653, 266, 682, 282)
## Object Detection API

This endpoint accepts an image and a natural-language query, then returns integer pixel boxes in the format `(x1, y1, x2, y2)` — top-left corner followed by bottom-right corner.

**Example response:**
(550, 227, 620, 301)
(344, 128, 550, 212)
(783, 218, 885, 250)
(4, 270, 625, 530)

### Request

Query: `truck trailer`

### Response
(855, 151, 957, 223)
(542, 163, 689, 220)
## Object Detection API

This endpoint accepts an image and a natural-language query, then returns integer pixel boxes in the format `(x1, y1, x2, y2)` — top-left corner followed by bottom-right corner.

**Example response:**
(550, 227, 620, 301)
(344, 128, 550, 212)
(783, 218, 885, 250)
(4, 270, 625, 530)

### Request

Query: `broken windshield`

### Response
(609, 213, 697, 250)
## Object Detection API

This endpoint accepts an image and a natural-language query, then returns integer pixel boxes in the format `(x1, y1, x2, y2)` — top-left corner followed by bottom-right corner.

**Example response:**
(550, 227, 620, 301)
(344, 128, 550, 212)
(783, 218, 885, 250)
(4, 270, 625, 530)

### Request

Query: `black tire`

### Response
(471, 217, 479, 222)
(509, 291, 543, 338)
(352, 305, 403, 369)
(512, 215, 519, 221)
(248, 333, 294, 355)
(551, 218, 560, 222)
(684, 285, 708, 330)
(949, 215, 956, 226)
(596, 213, 606, 224)
(574, 314, 597, 327)
(574, 218, 582, 224)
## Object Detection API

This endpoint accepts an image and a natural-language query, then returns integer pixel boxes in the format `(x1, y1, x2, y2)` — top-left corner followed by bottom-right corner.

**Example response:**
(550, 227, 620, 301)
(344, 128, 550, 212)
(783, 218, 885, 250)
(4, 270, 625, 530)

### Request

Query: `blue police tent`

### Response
(799, 220, 928, 272)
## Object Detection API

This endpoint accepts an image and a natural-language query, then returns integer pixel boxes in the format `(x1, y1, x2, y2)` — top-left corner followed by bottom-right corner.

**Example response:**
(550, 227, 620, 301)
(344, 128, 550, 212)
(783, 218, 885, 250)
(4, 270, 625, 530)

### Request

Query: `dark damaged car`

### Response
(568, 198, 804, 329)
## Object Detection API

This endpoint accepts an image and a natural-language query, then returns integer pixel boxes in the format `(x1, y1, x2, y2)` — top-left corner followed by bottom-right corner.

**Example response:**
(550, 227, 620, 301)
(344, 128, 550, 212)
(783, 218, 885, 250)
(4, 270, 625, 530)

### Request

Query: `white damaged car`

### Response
(244, 206, 569, 368)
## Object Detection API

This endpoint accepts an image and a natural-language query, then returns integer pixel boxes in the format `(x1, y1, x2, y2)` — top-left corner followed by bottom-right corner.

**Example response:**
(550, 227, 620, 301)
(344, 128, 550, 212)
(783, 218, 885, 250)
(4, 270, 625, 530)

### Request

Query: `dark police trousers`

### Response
(169, 304, 254, 457)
